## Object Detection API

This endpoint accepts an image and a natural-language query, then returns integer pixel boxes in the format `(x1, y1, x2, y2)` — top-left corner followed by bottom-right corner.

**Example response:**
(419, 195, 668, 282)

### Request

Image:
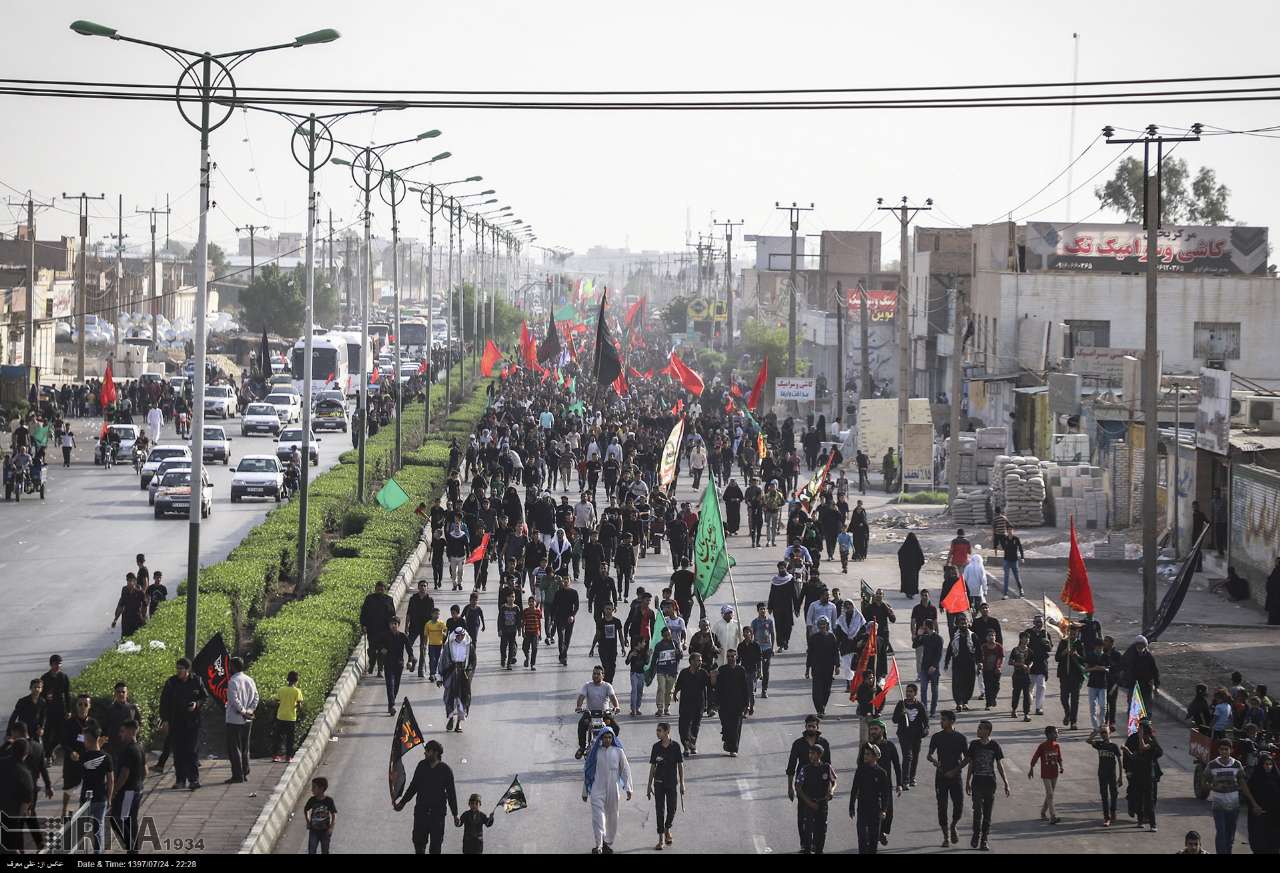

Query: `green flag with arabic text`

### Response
(693, 472, 735, 600)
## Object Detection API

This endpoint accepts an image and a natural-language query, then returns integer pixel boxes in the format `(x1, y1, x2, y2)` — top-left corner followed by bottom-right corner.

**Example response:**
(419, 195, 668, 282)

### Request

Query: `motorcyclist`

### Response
(574, 665, 621, 759)
(282, 456, 300, 498)
(12, 444, 33, 488)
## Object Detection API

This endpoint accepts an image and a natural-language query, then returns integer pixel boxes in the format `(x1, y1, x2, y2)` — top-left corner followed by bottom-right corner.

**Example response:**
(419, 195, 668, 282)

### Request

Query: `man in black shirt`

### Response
(670, 559, 697, 623)
(1088, 724, 1124, 825)
(39, 655, 72, 761)
(77, 726, 113, 852)
(105, 683, 141, 756)
(646, 722, 685, 850)
(7, 678, 46, 744)
(382, 617, 416, 716)
(964, 719, 1010, 851)
(360, 581, 396, 677)
(891, 683, 929, 786)
(927, 710, 969, 848)
(713, 648, 751, 756)
(393, 740, 460, 855)
(406, 582, 435, 677)
(848, 744, 891, 854)
(786, 716, 832, 800)
(496, 591, 523, 670)
(159, 658, 206, 790)
(859, 720, 902, 844)
(0, 737, 36, 853)
(806, 617, 839, 716)
(673, 654, 709, 755)
(110, 719, 146, 854)
(593, 604, 624, 683)
(795, 743, 837, 854)
(61, 695, 97, 817)
(551, 576, 580, 665)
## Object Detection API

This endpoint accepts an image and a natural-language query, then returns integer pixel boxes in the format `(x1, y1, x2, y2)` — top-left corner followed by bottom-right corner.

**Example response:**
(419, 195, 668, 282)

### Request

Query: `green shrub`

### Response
(73, 593, 235, 745)
(893, 490, 949, 505)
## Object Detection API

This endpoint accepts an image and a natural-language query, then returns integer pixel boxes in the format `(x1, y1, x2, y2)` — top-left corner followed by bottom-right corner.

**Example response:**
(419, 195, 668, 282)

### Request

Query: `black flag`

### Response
(592, 287, 623, 388)
(537, 308, 560, 364)
(389, 698, 425, 802)
(494, 775, 528, 814)
(192, 632, 231, 706)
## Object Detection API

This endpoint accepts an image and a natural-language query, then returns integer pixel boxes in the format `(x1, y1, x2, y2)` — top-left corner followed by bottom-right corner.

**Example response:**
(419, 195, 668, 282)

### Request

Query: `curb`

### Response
(239, 529, 429, 855)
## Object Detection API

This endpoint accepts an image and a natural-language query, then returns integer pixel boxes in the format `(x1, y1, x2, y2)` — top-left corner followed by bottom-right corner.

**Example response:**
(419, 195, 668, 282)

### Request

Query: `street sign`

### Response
(775, 377, 816, 401)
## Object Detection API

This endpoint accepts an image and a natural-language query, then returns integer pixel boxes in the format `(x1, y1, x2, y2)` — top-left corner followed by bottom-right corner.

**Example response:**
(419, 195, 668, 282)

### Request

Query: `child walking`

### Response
(273, 671, 304, 763)
(457, 793, 494, 854)
(304, 776, 337, 854)
(1028, 725, 1064, 824)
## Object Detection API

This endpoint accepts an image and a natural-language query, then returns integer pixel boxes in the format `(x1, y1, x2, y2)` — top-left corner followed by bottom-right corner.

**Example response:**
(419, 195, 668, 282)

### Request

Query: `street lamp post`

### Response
(71, 19, 340, 658)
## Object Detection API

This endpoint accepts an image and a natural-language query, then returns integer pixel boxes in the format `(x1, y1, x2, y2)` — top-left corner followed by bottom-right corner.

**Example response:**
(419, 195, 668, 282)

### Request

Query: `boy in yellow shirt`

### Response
(425, 608, 447, 681)
(272, 671, 304, 763)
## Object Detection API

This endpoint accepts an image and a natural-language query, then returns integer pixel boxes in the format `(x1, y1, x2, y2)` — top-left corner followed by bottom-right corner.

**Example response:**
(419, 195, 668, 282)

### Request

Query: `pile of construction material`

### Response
(954, 434, 978, 485)
(1092, 533, 1129, 560)
(994, 455, 1047, 527)
(1046, 463, 1109, 530)
(974, 427, 1008, 485)
(951, 488, 991, 526)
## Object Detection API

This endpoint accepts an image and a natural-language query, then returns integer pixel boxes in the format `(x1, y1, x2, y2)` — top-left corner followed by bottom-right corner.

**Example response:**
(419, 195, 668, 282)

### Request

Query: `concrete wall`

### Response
(820, 230, 880, 276)
(970, 270, 1280, 386)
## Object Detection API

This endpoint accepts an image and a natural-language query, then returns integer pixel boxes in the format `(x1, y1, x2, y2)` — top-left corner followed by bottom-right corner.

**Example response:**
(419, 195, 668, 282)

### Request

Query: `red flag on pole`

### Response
(850, 622, 878, 701)
(643, 368, 654, 380)
(941, 575, 971, 614)
(1061, 517, 1095, 614)
(670, 398, 684, 416)
(417, 358, 427, 375)
(872, 658, 900, 710)
(730, 383, 744, 398)
(481, 339, 502, 377)
(666, 353, 705, 396)
(624, 296, 645, 328)
(100, 363, 117, 407)
(612, 370, 629, 396)
(519, 321, 538, 369)
(629, 366, 644, 380)
(724, 396, 736, 414)
(747, 356, 768, 411)
(467, 532, 491, 564)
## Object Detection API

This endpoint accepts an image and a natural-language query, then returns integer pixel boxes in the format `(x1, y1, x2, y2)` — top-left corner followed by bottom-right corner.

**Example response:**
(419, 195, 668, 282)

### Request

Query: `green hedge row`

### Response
(67, 367, 491, 749)
(245, 376, 489, 753)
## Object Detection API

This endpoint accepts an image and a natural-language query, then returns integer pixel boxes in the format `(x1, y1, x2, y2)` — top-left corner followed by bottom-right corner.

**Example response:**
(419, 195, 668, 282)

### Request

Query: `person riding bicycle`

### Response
(574, 665, 621, 759)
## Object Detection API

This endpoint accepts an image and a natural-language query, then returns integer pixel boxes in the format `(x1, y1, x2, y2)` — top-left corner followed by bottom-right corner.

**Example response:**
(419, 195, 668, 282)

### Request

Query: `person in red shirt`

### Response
(1028, 725, 1064, 824)
(947, 529, 972, 570)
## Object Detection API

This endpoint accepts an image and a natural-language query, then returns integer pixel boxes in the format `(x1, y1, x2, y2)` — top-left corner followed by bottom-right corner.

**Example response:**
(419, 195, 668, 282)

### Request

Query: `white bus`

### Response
(291, 334, 352, 397)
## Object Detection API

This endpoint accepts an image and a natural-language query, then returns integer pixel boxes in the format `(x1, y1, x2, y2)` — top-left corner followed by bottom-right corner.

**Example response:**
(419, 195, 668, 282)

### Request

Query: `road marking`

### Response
(753, 834, 772, 854)
(736, 777, 753, 801)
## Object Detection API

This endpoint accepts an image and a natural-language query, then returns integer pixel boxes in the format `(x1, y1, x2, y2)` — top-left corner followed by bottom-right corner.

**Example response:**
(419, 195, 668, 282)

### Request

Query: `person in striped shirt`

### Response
(522, 596, 543, 670)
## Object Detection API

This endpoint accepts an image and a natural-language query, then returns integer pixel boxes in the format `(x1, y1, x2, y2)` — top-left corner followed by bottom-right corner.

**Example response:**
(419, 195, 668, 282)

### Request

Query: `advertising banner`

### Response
(1195, 367, 1231, 456)
(1026, 222, 1269, 275)
(775, 377, 816, 401)
(902, 422, 934, 485)
(847, 290, 897, 321)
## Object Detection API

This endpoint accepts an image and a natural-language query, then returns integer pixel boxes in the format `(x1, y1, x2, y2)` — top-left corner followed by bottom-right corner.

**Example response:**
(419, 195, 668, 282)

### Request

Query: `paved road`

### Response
(0, 412, 353, 706)
(275, 487, 1217, 855)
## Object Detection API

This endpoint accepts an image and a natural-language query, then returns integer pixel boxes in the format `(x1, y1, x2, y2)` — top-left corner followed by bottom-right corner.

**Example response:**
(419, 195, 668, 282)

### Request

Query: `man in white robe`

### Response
(146, 404, 164, 443)
(582, 727, 632, 853)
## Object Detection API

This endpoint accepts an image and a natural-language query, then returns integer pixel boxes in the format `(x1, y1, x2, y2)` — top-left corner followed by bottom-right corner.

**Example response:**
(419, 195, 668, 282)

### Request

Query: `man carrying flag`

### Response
(389, 698, 425, 803)
(658, 416, 685, 493)
(693, 471, 735, 603)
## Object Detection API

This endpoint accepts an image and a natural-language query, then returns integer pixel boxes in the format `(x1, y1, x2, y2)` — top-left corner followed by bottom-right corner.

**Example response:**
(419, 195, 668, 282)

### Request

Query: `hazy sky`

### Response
(4, 1, 1280, 264)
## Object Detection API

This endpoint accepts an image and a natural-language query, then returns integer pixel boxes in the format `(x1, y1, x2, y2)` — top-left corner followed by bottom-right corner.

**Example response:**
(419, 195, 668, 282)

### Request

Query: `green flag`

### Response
(643, 607, 668, 686)
(554, 303, 577, 322)
(568, 399, 585, 417)
(693, 472, 735, 600)
(376, 478, 410, 511)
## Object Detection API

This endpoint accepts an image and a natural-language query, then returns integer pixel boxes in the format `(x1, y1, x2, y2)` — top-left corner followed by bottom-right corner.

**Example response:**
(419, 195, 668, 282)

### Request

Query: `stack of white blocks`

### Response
(1046, 463, 1109, 530)
(974, 427, 1008, 486)
(995, 455, 1046, 527)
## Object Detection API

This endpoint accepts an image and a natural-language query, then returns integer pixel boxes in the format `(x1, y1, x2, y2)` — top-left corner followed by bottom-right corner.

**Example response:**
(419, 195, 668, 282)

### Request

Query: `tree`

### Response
(1095, 157, 1232, 224)
(187, 241, 228, 276)
(739, 319, 788, 372)
(661, 298, 689, 334)
(239, 264, 304, 336)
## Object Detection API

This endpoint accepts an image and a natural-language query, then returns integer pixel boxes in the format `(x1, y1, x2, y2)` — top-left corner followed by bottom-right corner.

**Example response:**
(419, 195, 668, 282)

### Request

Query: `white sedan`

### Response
(276, 427, 320, 466)
(264, 393, 301, 425)
(241, 403, 283, 437)
(229, 454, 284, 503)
(139, 445, 191, 490)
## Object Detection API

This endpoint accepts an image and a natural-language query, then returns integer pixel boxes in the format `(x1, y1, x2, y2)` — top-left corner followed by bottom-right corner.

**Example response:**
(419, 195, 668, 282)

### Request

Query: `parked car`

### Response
(229, 454, 284, 503)
(95, 424, 139, 465)
(148, 459, 191, 505)
(199, 424, 232, 464)
(264, 393, 301, 424)
(275, 427, 320, 465)
(203, 384, 237, 419)
(153, 468, 213, 519)
(311, 398, 348, 433)
(139, 445, 191, 489)
(241, 402, 283, 436)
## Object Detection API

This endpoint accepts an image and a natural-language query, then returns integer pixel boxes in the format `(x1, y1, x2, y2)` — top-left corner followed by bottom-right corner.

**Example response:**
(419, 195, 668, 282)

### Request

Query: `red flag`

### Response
(872, 658, 900, 710)
(417, 358, 427, 375)
(643, 368, 654, 380)
(1061, 517, 1095, 614)
(467, 532, 491, 564)
(370, 365, 381, 383)
(747, 356, 768, 411)
(519, 321, 537, 369)
(670, 397, 685, 416)
(666, 353, 705, 396)
(612, 371, 628, 396)
(730, 383, 744, 398)
(101, 364, 117, 407)
(724, 396, 736, 414)
(481, 339, 502, 377)
(941, 575, 971, 614)
(624, 296, 645, 328)
(629, 366, 644, 380)
(849, 622, 878, 700)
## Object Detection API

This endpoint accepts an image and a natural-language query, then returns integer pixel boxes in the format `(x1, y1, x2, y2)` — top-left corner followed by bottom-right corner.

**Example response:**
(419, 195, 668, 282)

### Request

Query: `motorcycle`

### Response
(176, 412, 190, 439)
(23, 463, 45, 500)
(575, 707, 620, 758)
(281, 462, 300, 500)
(100, 440, 115, 470)
(133, 447, 147, 474)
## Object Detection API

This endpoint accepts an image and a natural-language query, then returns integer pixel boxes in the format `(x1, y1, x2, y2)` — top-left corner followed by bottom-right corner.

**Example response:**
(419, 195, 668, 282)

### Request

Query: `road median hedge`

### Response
(71, 365, 491, 748)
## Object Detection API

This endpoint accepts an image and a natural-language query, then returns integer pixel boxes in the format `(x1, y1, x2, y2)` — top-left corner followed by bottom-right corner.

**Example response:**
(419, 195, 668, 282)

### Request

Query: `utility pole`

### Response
(775, 201, 814, 377)
(1104, 123, 1201, 630)
(344, 235, 353, 324)
(946, 285, 968, 504)
(5, 193, 54, 388)
(107, 194, 129, 368)
(137, 203, 171, 354)
(835, 281, 845, 425)
(327, 209, 334, 286)
(713, 218, 743, 354)
(878, 196, 931, 492)
(235, 223, 268, 284)
(857, 281, 871, 399)
(60, 194, 106, 381)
